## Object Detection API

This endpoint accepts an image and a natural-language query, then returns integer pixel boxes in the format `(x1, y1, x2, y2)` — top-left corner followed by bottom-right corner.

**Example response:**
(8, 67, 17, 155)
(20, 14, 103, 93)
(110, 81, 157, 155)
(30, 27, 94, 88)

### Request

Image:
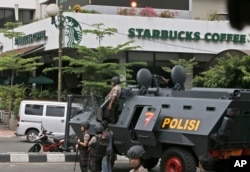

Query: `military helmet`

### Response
(95, 123, 104, 134)
(111, 76, 120, 85)
(101, 120, 109, 130)
(127, 145, 145, 159)
(81, 121, 90, 130)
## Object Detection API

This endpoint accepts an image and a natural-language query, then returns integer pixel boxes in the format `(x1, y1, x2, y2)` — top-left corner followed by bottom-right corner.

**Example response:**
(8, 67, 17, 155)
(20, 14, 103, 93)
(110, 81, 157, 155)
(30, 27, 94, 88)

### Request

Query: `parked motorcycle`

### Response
(28, 125, 77, 152)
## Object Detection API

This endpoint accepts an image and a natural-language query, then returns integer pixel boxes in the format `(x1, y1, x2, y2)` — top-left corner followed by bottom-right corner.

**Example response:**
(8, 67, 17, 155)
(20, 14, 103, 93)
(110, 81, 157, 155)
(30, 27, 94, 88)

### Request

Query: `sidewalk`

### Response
(0, 124, 16, 137)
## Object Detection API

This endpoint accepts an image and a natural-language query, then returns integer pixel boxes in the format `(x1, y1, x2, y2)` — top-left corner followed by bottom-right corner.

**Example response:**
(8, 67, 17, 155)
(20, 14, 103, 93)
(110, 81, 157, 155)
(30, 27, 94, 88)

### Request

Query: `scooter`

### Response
(28, 124, 77, 152)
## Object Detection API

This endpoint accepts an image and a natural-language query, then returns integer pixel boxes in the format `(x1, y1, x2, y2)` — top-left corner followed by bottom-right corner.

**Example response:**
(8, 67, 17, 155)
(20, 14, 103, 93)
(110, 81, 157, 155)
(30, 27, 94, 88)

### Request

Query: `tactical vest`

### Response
(79, 133, 89, 152)
(91, 134, 109, 157)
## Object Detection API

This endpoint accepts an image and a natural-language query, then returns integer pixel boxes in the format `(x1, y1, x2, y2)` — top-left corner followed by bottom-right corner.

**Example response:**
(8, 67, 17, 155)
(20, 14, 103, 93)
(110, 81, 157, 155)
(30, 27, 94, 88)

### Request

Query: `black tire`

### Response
(26, 130, 38, 143)
(143, 158, 159, 170)
(160, 147, 196, 172)
(28, 143, 41, 152)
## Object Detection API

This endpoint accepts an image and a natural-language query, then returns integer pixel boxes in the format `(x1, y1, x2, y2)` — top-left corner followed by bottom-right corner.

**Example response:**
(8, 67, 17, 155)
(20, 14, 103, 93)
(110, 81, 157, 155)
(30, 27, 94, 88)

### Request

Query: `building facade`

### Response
(0, 0, 248, 91)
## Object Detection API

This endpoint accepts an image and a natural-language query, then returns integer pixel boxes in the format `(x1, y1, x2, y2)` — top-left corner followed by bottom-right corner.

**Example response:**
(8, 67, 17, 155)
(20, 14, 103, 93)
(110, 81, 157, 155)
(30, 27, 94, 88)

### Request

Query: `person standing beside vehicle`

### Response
(76, 121, 91, 172)
(101, 120, 114, 172)
(88, 123, 111, 172)
(104, 76, 121, 124)
(127, 145, 148, 172)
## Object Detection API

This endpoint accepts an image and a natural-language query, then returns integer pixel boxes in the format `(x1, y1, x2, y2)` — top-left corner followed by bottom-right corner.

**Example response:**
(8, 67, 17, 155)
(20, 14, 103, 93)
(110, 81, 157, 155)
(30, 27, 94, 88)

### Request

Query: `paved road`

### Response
(0, 162, 160, 172)
(0, 136, 33, 153)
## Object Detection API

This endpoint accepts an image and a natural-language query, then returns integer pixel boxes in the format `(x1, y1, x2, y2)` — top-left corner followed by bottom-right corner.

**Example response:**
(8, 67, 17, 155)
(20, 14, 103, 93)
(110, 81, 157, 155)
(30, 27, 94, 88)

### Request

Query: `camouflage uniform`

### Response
(78, 131, 90, 172)
(104, 84, 121, 123)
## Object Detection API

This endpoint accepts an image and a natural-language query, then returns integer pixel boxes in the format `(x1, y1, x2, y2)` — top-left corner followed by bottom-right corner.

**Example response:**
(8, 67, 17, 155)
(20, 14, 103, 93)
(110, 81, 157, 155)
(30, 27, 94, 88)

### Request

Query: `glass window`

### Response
(0, 9, 15, 28)
(4, 9, 15, 22)
(25, 104, 43, 116)
(128, 52, 154, 65)
(46, 105, 65, 117)
(155, 53, 179, 66)
(0, 10, 5, 28)
(19, 10, 34, 25)
(70, 107, 83, 118)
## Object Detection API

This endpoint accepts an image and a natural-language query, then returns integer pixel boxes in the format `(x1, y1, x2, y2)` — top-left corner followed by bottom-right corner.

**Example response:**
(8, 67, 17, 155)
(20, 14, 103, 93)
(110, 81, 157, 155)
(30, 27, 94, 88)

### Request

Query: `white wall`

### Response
(1, 13, 250, 54)
(0, 0, 37, 9)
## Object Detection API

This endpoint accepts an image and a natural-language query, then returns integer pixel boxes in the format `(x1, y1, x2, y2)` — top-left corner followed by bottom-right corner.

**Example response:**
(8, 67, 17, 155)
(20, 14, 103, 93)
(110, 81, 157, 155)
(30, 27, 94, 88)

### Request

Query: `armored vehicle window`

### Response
(25, 104, 43, 116)
(206, 107, 215, 111)
(46, 105, 65, 117)
(162, 104, 170, 109)
(183, 105, 192, 110)
(70, 107, 83, 118)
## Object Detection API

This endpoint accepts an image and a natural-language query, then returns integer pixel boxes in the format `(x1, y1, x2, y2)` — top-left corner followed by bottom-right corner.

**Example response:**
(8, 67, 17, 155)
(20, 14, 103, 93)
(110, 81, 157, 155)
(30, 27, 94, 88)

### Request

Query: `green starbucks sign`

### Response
(15, 30, 47, 45)
(128, 28, 247, 43)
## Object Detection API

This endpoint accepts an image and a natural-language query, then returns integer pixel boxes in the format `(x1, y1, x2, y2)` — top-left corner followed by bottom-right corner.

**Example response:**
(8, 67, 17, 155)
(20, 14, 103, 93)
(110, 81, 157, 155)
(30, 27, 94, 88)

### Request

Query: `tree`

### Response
(161, 57, 197, 74)
(44, 23, 146, 96)
(2, 22, 25, 49)
(82, 23, 118, 46)
(0, 52, 43, 118)
(193, 53, 250, 88)
(0, 52, 43, 87)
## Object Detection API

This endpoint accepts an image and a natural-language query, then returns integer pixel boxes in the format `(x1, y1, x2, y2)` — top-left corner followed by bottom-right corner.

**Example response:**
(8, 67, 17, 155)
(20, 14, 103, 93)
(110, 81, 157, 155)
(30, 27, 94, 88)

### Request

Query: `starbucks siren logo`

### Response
(63, 16, 82, 47)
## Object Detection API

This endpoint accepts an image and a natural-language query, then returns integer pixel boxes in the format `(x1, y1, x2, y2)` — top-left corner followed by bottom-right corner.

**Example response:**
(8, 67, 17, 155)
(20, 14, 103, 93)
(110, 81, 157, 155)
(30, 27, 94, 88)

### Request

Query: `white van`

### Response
(16, 100, 83, 142)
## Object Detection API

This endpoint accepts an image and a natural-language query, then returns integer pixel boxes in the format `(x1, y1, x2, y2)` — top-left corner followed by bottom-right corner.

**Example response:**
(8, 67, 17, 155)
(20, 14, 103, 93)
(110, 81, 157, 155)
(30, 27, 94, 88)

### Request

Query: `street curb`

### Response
(0, 152, 129, 163)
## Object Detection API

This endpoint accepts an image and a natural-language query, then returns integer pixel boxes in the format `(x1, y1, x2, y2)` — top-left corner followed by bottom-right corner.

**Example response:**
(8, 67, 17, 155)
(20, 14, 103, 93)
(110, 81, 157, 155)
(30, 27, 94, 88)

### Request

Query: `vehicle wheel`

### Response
(143, 158, 159, 170)
(26, 130, 38, 143)
(160, 147, 196, 172)
(28, 143, 41, 152)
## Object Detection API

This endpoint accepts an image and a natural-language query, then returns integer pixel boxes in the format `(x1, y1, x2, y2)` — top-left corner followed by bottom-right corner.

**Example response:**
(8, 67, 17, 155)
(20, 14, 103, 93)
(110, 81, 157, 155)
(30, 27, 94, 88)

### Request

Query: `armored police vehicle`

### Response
(66, 65, 250, 172)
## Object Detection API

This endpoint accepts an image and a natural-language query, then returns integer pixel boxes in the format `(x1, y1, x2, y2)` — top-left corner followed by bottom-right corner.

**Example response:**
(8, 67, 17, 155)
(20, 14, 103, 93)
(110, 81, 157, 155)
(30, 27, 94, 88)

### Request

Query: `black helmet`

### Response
(81, 121, 90, 130)
(111, 76, 120, 85)
(127, 145, 145, 159)
(101, 120, 109, 130)
(95, 123, 104, 134)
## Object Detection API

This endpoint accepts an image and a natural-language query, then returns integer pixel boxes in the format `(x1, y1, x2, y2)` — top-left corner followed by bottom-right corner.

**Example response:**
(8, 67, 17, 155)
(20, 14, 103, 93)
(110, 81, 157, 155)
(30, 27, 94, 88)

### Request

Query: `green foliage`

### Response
(28, 89, 57, 100)
(3, 22, 24, 39)
(0, 52, 44, 117)
(82, 23, 118, 46)
(162, 57, 197, 74)
(82, 9, 100, 14)
(0, 52, 43, 87)
(0, 85, 26, 118)
(67, 7, 100, 14)
(46, 23, 146, 96)
(193, 53, 250, 88)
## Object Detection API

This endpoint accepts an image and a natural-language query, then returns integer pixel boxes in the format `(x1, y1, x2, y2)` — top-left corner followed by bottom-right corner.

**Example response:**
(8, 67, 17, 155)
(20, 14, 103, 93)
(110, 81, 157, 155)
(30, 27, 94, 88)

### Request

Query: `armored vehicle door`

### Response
(134, 105, 161, 146)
